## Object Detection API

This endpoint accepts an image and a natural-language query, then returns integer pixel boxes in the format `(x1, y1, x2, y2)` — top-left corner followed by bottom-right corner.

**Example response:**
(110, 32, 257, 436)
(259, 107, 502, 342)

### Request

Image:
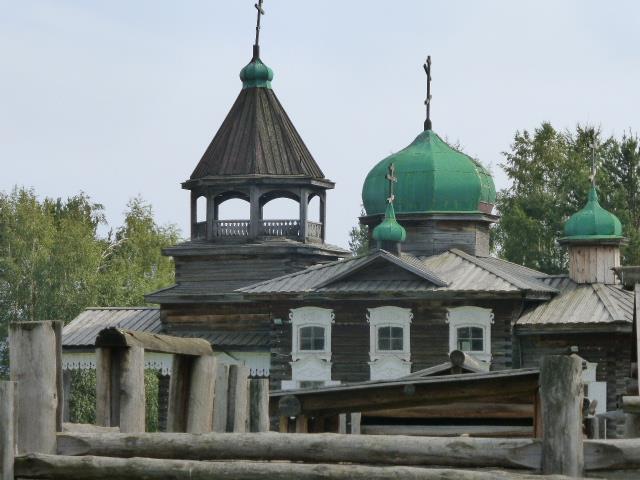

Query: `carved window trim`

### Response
(289, 307, 334, 362)
(446, 306, 494, 363)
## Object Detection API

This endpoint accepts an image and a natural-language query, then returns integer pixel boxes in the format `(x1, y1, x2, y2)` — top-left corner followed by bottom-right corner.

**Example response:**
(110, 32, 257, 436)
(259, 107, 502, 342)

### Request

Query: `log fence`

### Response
(4, 320, 640, 479)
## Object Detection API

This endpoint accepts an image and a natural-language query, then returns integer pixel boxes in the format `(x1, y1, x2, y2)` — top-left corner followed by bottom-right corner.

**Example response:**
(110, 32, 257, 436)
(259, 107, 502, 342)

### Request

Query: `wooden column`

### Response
(186, 356, 216, 433)
(190, 191, 198, 239)
(249, 187, 261, 238)
(320, 191, 327, 242)
(95, 346, 145, 432)
(205, 194, 214, 240)
(212, 364, 229, 432)
(9, 321, 58, 455)
(53, 320, 64, 432)
(540, 354, 583, 477)
(351, 412, 362, 434)
(0, 381, 15, 480)
(119, 346, 145, 433)
(299, 188, 309, 241)
(62, 369, 72, 423)
(167, 355, 193, 432)
(226, 365, 249, 432)
(249, 378, 269, 432)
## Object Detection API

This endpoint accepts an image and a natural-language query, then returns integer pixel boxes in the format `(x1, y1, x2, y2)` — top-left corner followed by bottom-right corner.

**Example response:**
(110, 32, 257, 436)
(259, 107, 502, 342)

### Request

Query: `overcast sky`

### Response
(2, 1, 640, 248)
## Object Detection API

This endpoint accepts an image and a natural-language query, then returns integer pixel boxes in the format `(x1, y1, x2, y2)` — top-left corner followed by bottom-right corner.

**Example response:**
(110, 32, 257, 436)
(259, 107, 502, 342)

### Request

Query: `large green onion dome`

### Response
(362, 130, 496, 216)
(560, 187, 623, 242)
(240, 58, 273, 89)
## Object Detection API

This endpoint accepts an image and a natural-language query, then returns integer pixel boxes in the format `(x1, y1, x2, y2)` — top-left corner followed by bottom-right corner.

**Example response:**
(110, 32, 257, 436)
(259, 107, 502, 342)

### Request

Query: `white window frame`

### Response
(368, 306, 412, 380)
(446, 306, 493, 363)
(283, 307, 337, 390)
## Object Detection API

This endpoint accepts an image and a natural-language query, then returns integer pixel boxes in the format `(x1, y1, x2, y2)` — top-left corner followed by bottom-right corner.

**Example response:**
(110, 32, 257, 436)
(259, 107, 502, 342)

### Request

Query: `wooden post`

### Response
(622, 396, 640, 437)
(226, 365, 249, 432)
(299, 188, 309, 241)
(95, 347, 113, 427)
(9, 321, 58, 455)
(338, 414, 347, 434)
(278, 416, 289, 433)
(212, 363, 229, 432)
(186, 356, 216, 433)
(0, 381, 15, 480)
(249, 378, 269, 432)
(295, 415, 309, 433)
(167, 355, 192, 432)
(540, 354, 583, 477)
(119, 346, 145, 433)
(53, 320, 64, 432)
(350, 412, 362, 434)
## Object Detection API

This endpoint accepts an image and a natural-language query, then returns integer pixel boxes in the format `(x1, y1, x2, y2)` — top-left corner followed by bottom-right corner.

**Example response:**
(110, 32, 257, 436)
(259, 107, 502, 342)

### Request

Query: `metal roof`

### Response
(239, 249, 556, 296)
(517, 276, 633, 328)
(63, 307, 162, 347)
(190, 86, 326, 180)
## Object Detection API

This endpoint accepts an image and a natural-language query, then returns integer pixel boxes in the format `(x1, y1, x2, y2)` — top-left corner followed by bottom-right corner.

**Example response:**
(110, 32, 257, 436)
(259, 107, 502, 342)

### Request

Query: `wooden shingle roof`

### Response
(190, 87, 326, 180)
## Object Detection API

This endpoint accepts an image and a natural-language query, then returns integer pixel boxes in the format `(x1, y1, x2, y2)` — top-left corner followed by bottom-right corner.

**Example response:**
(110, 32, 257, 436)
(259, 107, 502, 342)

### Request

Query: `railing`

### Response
(259, 219, 301, 237)
(211, 220, 250, 237)
(201, 219, 323, 240)
(306, 221, 322, 239)
(194, 221, 207, 239)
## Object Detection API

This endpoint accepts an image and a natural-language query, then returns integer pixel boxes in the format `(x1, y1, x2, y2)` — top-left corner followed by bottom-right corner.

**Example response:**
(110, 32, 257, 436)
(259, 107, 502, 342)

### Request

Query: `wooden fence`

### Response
(3, 320, 640, 479)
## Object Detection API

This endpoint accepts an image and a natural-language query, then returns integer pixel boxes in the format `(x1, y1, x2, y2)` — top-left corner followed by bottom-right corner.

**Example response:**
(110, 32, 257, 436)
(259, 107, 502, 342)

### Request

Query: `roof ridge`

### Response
(450, 249, 555, 292)
(479, 255, 550, 278)
(237, 254, 362, 292)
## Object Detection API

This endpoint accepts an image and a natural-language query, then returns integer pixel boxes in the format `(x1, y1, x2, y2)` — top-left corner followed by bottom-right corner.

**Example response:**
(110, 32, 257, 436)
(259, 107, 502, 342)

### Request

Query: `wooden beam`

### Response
(350, 413, 361, 435)
(364, 402, 533, 419)
(167, 355, 192, 432)
(10, 321, 58, 455)
(15, 454, 571, 480)
(53, 320, 64, 432)
(118, 346, 145, 433)
(360, 425, 533, 437)
(226, 365, 249, 432)
(211, 364, 229, 432)
(540, 355, 583, 476)
(95, 328, 213, 356)
(56, 432, 542, 470)
(0, 381, 15, 480)
(186, 356, 216, 433)
(249, 378, 269, 432)
(95, 348, 112, 427)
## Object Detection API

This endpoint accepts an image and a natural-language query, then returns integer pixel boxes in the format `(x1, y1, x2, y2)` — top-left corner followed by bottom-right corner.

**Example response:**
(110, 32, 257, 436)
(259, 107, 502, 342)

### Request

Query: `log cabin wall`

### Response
(269, 298, 521, 390)
(518, 332, 632, 438)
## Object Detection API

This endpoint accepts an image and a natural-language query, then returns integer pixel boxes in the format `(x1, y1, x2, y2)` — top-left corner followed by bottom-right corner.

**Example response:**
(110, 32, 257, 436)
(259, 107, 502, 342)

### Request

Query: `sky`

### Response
(2, 1, 640, 248)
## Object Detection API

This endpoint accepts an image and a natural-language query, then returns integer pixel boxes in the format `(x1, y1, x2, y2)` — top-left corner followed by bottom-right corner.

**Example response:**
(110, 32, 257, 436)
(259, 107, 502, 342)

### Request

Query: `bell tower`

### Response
(147, 2, 347, 304)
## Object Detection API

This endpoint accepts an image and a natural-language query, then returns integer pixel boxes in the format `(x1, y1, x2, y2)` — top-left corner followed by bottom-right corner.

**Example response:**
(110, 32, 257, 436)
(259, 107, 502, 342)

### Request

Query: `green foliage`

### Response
(68, 368, 161, 431)
(0, 188, 180, 377)
(348, 208, 370, 256)
(494, 123, 640, 273)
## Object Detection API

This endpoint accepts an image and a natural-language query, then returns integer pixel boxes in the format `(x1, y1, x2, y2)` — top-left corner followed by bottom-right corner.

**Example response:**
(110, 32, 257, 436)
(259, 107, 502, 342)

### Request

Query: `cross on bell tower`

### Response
(253, 0, 265, 59)
(423, 56, 432, 131)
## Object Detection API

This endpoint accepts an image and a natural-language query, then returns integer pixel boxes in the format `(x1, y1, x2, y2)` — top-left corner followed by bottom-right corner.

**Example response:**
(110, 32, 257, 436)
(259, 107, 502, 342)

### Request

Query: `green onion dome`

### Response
(372, 202, 407, 243)
(560, 187, 623, 242)
(362, 130, 496, 216)
(240, 58, 274, 89)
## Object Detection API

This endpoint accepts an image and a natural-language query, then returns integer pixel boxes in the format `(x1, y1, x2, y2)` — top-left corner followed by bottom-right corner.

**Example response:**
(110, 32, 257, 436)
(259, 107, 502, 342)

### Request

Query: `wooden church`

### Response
(62, 4, 635, 437)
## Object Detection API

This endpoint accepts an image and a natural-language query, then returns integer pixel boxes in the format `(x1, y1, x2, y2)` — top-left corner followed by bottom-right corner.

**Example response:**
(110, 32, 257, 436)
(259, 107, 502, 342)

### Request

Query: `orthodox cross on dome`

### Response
(253, 0, 266, 59)
(386, 163, 397, 204)
(423, 55, 433, 131)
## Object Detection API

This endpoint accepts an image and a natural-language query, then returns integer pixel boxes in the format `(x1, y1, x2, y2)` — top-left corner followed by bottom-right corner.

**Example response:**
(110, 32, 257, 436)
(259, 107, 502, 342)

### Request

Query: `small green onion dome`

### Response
(560, 187, 623, 242)
(240, 58, 274, 89)
(362, 130, 496, 216)
(372, 202, 407, 243)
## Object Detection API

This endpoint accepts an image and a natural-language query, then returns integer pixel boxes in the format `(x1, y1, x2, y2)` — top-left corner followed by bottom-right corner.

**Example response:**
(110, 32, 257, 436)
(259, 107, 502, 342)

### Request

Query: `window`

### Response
(367, 306, 412, 380)
(378, 326, 404, 351)
(281, 307, 338, 390)
(446, 307, 493, 363)
(456, 326, 484, 352)
(300, 326, 325, 351)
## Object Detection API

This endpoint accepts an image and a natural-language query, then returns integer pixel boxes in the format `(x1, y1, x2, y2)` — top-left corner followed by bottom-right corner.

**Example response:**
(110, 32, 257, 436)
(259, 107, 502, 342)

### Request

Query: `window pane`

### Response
(300, 326, 325, 351)
(457, 338, 471, 351)
(457, 326, 484, 352)
(471, 338, 484, 351)
(457, 327, 470, 340)
(378, 326, 391, 350)
(471, 327, 483, 339)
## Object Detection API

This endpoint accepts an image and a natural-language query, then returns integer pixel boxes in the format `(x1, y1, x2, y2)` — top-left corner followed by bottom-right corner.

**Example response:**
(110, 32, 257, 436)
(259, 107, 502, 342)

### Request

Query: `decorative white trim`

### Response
(446, 306, 494, 363)
(367, 306, 412, 380)
(62, 351, 174, 375)
(214, 351, 270, 377)
(584, 362, 606, 415)
(289, 307, 335, 385)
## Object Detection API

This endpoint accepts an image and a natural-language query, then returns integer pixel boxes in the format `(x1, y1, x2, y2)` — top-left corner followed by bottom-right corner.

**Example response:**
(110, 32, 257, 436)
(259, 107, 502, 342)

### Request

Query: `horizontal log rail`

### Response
(15, 454, 575, 480)
(57, 432, 542, 470)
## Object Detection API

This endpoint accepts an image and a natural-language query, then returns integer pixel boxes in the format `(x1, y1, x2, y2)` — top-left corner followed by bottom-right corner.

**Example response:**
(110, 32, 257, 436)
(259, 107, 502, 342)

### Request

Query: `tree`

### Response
(0, 188, 180, 378)
(493, 123, 640, 273)
(348, 208, 369, 256)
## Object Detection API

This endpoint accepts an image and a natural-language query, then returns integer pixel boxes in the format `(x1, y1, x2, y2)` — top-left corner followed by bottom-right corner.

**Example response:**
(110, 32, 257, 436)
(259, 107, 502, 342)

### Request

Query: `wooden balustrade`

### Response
(306, 221, 322, 239)
(211, 220, 250, 237)
(203, 219, 323, 240)
(259, 219, 300, 237)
